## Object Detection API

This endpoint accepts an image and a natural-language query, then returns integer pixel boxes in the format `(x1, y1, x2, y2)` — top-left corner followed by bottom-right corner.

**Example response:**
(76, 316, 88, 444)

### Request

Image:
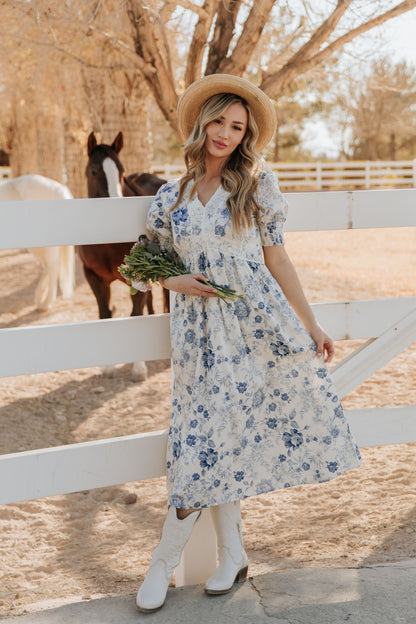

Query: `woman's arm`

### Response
(263, 245, 334, 363)
(160, 274, 218, 297)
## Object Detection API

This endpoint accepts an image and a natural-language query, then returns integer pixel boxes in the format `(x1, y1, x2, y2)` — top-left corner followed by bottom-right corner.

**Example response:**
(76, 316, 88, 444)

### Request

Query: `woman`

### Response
(136, 74, 361, 612)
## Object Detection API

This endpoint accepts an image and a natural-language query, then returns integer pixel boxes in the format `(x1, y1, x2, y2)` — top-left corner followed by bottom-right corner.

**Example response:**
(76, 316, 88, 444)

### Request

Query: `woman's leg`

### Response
(136, 506, 200, 612)
(205, 500, 248, 595)
(176, 508, 197, 519)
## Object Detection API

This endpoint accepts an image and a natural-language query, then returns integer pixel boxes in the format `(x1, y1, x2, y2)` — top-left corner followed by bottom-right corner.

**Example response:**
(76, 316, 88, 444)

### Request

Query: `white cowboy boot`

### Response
(205, 501, 248, 595)
(136, 507, 200, 612)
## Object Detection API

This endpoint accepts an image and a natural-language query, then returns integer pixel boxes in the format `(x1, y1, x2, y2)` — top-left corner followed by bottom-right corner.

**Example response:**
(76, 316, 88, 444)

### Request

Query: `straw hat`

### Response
(177, 74, 277, 152)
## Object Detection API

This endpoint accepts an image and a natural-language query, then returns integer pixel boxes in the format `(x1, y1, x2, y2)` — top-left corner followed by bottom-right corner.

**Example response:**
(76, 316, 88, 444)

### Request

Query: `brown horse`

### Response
(80, 131, 167, 380)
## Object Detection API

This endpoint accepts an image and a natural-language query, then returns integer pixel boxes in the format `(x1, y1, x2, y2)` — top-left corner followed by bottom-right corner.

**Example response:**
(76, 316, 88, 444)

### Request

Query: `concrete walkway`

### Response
(4, 560, 416, 624)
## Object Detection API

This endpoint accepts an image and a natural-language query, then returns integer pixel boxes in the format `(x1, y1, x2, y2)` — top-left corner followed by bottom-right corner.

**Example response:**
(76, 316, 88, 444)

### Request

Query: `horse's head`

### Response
(86, 132, 125, 198)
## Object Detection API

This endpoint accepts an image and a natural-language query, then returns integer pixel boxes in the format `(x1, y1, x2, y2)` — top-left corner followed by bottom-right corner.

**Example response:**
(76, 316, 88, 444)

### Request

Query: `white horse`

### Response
(0, 174, 75, 310)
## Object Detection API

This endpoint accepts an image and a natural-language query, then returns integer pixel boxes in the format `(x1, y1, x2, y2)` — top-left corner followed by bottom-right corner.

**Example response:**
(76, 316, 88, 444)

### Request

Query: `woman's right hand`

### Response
(160, 274, 218, 297)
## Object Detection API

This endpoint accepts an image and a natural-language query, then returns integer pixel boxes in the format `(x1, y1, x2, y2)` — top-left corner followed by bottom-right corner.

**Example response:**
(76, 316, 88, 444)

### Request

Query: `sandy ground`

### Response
(0, 225, 415, 617)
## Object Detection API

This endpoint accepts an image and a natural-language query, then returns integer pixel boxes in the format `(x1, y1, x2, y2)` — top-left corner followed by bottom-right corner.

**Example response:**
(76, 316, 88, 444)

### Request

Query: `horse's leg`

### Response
(130, 291, 150, 382)
(30, 247, 59, 311)
(146, 289, 155, 315)
(162, 287, 170, 313)
(83, 265, 113, 319)
(83, 266, 116, 377)
(58, 246, 75, 299)
(34, 262, 49, 310)
(44, 247, 59, 308)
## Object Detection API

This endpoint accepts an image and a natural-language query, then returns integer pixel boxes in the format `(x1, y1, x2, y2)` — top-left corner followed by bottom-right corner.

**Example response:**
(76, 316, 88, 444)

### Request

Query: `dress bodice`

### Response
(147, 170, 288, 276)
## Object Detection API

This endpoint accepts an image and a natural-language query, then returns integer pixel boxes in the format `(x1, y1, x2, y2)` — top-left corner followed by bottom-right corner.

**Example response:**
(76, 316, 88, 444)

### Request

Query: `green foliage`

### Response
(118, 235, 243, 305)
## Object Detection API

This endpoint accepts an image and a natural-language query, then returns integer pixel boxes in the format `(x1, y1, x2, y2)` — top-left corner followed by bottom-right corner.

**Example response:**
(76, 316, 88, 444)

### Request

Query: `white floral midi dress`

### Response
(146, 170, 361, 509)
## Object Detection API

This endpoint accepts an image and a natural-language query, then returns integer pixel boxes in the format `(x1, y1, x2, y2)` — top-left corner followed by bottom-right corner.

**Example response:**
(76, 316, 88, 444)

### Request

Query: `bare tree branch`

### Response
(306, 0, 416, 67)
(126, 0, 178, 130)
(218, 0, 277, 75)
(205, 0, 243, 75)
(160, 1, 177, 23)
(185, 0, 219, 86)
(283, 0, 354, 66)
(261, 0, 416, 97)
(87, 0, 103, 25)
(168, 0, 210, 20)
(4, 0, 416, 148)
(85, 25, 149, 71)
(2, 28, 139, 72)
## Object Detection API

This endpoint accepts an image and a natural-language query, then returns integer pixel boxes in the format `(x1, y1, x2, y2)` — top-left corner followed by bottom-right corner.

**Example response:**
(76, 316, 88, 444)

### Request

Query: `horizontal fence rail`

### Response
(0, 431, 168, 505)
(1, 188, 416, 251)
(346, 405, 416, 447)
(1, 298, 415, 379)
(273, 160, 416, 190)
(3, 161, 415, 191)
(0, 315, 171, 378)
(2, 400, 416, 506)
(0, 196, 149, 248)
(151, 160, 416, 191)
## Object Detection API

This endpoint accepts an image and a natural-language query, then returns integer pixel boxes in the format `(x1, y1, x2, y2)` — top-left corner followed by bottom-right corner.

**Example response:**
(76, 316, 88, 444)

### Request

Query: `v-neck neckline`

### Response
(196, 183, 222, 207)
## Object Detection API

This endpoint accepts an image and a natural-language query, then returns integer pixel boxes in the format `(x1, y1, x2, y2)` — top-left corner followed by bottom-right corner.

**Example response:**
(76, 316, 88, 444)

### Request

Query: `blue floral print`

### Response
(146, 170, 361, 509)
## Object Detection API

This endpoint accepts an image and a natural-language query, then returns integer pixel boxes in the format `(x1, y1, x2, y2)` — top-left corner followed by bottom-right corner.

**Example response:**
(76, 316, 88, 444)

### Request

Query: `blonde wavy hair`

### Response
(171, 93, 262, 232)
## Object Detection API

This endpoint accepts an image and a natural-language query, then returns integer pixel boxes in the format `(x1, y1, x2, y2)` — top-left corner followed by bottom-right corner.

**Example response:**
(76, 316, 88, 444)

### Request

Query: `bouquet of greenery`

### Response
(118, 234, 243, 305)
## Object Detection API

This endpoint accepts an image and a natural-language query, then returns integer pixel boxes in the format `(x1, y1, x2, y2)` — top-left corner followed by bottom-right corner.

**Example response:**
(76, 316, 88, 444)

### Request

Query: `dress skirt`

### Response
(146, 171, 362, 509)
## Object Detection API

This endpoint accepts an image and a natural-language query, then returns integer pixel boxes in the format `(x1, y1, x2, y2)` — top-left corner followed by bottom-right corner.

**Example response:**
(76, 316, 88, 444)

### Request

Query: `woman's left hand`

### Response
(309, 324, 335, 363)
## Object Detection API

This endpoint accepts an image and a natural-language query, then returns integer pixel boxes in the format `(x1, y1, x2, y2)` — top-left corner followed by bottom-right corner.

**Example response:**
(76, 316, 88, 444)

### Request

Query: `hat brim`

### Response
(177, 74, 276, 152)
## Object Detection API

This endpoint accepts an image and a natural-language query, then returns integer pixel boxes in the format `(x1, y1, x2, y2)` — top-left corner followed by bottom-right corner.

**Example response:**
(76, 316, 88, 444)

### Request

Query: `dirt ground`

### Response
(0, 225, 415, 617)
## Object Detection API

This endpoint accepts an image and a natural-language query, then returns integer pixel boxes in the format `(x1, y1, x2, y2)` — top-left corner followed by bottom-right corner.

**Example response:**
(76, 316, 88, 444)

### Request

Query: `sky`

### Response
(384, 10, 416, 64)
(301, 8, 416, 159)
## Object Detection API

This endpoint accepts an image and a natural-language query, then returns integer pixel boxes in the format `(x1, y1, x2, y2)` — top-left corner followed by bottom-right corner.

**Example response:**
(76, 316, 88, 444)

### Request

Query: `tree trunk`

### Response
(205, 0, 243, 75)
(126, 0, 178, 134)
(9, 92, 40, 177)
(105, 75, 152, 176)
(389, 132, 396, 160)
(35, 102, 65, 183)
(185, 0, 219, 86)
(75, 67, 153, 197)
(218, 0, 276, 76)
(63, 123, 87, 198)
(369, 137, 379, 160)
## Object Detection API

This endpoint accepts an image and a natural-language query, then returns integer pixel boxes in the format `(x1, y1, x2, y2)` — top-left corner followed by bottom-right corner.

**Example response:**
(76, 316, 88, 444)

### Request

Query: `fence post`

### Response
(176, 509, 217, 586)
(316, 162, 322, 190)
(0, 166, 12, 181)
(365, 162, 371, 189)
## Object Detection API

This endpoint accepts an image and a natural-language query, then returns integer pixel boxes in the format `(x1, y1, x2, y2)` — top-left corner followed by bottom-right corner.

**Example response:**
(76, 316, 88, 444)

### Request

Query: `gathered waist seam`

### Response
(182, 252, 264, 266)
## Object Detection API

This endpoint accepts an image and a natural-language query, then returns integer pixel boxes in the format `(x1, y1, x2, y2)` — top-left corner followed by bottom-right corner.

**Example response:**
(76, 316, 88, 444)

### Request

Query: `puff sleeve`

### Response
(257, 170, 288, 246)
(146, 182, 175, 253)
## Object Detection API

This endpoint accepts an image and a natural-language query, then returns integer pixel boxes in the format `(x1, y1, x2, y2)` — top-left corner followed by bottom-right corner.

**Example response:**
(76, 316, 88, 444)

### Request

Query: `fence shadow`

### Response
(0, 358, 171, 456)
(362, 502, 416, 566)
(55, 484, 169, 594)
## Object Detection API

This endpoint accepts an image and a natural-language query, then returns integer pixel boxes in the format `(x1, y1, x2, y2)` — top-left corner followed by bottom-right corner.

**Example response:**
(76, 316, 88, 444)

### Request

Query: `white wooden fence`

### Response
(3, 161, 415, 189)
(151, 160, 416, 190)
(0, 189, 415, 586)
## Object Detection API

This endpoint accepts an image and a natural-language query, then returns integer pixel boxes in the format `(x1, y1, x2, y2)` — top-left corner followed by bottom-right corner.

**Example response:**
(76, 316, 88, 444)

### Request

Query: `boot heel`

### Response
(205, 565, 248, 596)
(235, 565, 248, 583)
